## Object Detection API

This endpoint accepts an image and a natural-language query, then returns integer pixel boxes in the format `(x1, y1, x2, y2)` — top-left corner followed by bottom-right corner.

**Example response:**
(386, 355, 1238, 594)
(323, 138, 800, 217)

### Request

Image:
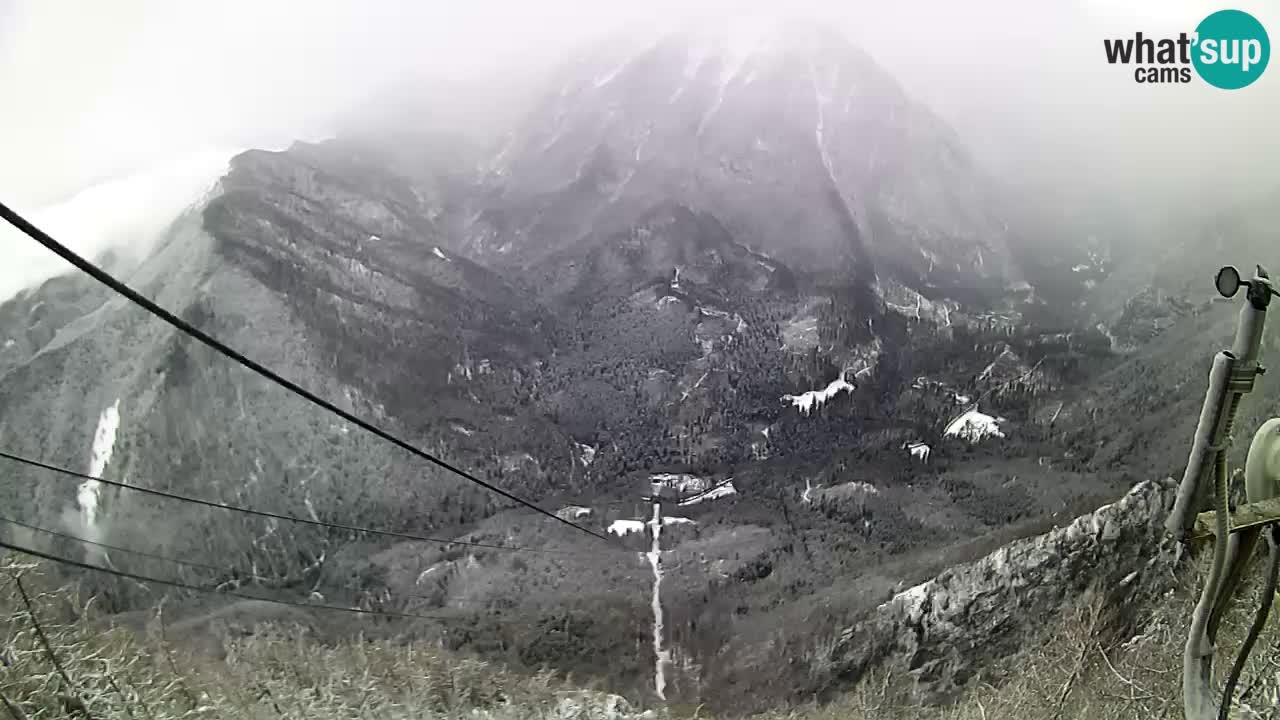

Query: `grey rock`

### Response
(825, 477, 1180, 701)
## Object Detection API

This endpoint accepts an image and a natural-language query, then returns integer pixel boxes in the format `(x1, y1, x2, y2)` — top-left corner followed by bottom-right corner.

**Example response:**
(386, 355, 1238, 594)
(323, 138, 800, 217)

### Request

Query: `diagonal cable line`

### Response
(0, 199, 616, 546)
(0, 516, 563, 611)
(0, 537, 460, 623)
(0, 450, 600, 557)
(0, 514, 224, 572)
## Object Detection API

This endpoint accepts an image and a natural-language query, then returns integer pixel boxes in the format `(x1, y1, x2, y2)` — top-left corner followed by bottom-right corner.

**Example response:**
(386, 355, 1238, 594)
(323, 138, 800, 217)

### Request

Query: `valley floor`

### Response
(5, 552, 1280, 720)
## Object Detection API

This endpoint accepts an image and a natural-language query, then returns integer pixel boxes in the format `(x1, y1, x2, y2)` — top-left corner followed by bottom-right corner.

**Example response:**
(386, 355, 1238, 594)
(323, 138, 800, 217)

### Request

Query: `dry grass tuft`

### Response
(0, 557, 659, 720)
(6, 551, 1280, 720)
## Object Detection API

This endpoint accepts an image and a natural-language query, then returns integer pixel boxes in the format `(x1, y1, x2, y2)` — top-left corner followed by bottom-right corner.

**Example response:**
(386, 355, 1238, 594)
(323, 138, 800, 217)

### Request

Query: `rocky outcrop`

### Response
(826, 477, 1180, 701)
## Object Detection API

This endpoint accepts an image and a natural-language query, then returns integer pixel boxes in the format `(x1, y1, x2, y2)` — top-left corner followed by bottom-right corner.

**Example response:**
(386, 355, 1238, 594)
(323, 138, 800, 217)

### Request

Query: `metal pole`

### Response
(1168, 269, 1272, 538)
(1169, 351, 1236, 537)
(1172, 266, 1272, 720)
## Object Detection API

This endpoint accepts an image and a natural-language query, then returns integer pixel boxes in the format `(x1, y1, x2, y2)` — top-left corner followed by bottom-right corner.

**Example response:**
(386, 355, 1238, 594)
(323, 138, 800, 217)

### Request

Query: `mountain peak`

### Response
(571, 15, 887, 104)
(477, 16, 1007, 283)
(677, 13, 866, 56)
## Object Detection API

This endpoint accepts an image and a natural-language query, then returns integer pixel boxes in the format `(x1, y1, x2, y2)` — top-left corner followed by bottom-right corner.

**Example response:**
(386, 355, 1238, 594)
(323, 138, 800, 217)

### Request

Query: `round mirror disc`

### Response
(1216, 266, 1242, 298)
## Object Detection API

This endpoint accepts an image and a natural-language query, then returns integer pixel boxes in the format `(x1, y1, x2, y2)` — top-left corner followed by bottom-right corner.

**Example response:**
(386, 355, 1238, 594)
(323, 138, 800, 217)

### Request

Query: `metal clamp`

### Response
(1227, 365, 1261, 394)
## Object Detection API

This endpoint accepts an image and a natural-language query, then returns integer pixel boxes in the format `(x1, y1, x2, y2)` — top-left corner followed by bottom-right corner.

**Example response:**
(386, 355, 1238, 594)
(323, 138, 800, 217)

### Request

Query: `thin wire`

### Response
(0, 516, 518, 612)
(1219, 530, 1280, 720)
(0, 515, 224, 572)
(0, 199, 616, 547)
(0, 516, 547, 612)
(0, 537, 456, 623)
(0, 450, 594, 557)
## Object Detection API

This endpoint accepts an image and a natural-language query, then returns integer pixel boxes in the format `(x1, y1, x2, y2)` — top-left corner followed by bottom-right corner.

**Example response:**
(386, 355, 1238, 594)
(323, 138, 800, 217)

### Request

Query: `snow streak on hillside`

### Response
(78, 399, 121, 560)
(646, 499, 669, 700)
(609, 486, 678, 699)
(944, 409, 1005, 442)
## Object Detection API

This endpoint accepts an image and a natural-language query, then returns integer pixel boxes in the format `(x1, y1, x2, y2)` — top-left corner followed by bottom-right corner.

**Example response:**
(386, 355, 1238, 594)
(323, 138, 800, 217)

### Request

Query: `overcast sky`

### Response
(0, 0, 1276, 299)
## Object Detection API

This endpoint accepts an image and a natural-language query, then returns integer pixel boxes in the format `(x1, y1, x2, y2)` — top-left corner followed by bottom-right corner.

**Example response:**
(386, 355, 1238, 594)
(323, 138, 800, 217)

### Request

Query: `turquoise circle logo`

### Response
(1193, 9, 1270, 89)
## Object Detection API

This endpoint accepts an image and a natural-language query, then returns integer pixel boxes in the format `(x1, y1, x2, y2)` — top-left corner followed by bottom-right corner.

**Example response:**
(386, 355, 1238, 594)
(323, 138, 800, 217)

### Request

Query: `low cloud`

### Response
(1, 0, 1275, 303)
(1, 148, 241, 303)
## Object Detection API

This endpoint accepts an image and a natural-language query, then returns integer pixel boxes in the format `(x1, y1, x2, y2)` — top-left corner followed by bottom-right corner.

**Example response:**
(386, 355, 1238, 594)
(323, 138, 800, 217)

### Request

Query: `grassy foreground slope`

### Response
(5, 552, 1280, 720)
(0, 555, 657, 720)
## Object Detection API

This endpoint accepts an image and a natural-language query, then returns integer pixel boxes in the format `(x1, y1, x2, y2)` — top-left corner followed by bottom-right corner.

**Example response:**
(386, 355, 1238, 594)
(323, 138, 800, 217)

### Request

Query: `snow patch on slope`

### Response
(782, 374, 855, 416)
(678, 481, 738, 506)
(650, 473, 711, 494)
(649, 474, 738, 505)
(945, 409, 1005, 443)
(609, 520, 646, 537)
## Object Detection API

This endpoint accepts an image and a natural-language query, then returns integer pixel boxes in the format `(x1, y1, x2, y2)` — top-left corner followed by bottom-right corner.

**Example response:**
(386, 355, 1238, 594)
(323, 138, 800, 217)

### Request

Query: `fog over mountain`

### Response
(2, 2, 1279, 717)
(2, 0, 1276, 212)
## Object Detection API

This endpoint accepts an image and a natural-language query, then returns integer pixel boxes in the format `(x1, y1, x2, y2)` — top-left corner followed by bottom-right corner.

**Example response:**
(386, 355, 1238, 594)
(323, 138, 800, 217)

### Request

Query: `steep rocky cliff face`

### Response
(204, 145, 554, 438)
(641, 475, 1183, 712)
(0, 146, 590, 617)
(831, 477, 1180, 702)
